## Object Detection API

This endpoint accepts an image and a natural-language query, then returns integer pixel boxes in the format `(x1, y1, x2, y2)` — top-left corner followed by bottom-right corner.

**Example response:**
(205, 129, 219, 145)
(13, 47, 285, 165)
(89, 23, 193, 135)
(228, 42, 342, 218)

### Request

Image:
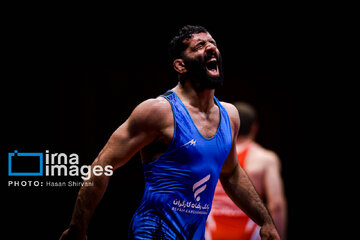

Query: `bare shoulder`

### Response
(253, 144, 281, 168)
(220, 101, 240, 133)
(128, 96, 173, 131)
(132, 97, 171, 117)
(265, 149, 281, 169)
(220, 101, 238, 117)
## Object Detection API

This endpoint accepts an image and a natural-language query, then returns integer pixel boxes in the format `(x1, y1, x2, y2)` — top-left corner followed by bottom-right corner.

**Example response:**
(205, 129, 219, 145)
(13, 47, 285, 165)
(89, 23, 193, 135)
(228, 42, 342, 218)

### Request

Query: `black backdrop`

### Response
(3, 11, 310, 240)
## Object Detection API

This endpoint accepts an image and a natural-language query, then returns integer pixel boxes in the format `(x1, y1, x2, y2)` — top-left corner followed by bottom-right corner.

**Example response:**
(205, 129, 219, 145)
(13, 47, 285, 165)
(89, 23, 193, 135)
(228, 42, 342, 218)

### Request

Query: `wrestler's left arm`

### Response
(220, 102, 280, 240)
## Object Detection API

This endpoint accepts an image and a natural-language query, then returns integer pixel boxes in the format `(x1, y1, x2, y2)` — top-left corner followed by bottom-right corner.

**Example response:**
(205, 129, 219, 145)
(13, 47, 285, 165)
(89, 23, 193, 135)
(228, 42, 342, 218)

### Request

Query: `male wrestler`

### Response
(206, 102, 287, 239)
(60, 25, 280, 240)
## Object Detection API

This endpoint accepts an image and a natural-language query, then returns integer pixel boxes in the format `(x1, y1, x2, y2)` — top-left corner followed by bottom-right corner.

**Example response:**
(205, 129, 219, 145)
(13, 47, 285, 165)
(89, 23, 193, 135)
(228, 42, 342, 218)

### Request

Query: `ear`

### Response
(173, 59, 187, 74)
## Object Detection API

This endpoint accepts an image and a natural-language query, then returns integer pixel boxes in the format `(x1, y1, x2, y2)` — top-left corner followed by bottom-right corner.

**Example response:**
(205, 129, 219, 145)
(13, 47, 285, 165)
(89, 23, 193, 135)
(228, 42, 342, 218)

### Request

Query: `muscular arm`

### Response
(60, 98, 171, 240)
(220, 103, 280, 239)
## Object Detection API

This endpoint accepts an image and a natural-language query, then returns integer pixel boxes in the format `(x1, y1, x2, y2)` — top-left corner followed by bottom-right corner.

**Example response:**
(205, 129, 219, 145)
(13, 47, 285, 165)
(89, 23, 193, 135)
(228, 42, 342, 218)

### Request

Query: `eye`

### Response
(194, 41, 205, 50)
(209, 40, 217, 46)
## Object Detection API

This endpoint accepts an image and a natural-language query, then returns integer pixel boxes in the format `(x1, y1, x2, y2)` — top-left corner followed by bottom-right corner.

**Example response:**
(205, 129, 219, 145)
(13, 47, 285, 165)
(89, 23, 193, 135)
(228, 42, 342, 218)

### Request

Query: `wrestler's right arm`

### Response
(59, 98, 170, 240)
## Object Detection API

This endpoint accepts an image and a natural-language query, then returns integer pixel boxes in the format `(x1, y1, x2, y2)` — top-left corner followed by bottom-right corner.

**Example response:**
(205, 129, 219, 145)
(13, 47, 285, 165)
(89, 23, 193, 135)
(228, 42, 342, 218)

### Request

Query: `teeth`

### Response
(207, 59, 217, 67)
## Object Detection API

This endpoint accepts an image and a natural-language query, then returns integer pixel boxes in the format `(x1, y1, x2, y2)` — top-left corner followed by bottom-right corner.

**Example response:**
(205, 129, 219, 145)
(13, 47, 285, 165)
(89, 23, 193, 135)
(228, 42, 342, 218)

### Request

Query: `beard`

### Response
(182, 52, 224, 90)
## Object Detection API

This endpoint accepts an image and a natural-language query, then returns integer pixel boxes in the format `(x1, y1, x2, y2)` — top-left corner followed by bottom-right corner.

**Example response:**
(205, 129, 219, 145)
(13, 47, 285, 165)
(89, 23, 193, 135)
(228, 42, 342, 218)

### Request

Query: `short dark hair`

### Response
(233, 102, 258, 136)
(168, 25, 208, 62)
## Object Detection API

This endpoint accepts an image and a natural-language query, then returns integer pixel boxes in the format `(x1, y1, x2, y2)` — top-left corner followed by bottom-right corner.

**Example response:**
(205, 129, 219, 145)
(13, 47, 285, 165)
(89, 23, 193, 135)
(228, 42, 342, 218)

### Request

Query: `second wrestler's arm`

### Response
(60, 98, 170, 240)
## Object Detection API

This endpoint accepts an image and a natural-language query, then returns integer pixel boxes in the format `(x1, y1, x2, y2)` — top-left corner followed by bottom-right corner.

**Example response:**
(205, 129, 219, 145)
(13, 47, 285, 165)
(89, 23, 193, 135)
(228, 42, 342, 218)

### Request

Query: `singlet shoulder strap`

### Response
(160, 90, 174, 98)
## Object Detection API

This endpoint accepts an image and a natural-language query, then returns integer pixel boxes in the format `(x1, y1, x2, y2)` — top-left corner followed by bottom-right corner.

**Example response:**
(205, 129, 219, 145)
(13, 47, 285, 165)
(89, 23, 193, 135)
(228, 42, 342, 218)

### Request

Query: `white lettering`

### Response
(45, 150, 50, 164)
(69, 153, 79, 164)
(80, 165, 91, 180)
(51, 165, 67, 176)
(104, 165, 113, 176)
(51, 153, 58, 164)
(92, 165, 103, 176)
(57, 153, 68, 164)
(68, 165, 79, 176)
(8, 181, 42, 187)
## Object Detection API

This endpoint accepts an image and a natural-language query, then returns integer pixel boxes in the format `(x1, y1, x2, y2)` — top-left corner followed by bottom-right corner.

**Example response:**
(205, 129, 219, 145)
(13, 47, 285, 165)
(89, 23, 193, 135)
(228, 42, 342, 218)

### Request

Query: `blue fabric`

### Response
(129, 90, 233, 239)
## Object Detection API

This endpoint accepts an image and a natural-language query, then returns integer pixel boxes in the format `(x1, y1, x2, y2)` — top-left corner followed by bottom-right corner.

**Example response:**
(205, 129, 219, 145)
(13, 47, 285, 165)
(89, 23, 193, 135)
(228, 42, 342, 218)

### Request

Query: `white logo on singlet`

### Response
(180, 139, 197, 148)
(171, 174, 211, 214)
(193, 174, 211, 202)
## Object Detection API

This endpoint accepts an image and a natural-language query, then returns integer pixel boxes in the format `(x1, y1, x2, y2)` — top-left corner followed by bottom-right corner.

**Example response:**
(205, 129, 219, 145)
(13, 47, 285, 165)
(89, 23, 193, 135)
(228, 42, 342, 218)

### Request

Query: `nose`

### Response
(205, 43, 216, 52)
(205, 43, 217, 55)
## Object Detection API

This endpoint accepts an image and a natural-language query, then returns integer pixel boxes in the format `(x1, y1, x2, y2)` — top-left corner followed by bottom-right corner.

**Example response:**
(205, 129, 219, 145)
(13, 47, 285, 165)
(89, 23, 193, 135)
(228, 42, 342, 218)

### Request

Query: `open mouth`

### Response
(206, 58, 219, 76)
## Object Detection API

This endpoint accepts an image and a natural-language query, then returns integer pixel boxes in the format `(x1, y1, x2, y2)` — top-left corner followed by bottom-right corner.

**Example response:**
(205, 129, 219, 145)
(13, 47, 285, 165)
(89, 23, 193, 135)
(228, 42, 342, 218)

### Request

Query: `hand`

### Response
(260, 222, 280, 240)
(59, 227, 87, 240)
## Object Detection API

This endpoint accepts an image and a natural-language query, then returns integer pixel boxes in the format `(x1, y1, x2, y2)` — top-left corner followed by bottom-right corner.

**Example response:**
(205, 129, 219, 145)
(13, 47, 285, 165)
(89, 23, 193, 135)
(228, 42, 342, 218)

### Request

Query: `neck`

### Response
(173, 81, 215, 112)
(236, 136, 253, 145)
(235, 137, 254, 152)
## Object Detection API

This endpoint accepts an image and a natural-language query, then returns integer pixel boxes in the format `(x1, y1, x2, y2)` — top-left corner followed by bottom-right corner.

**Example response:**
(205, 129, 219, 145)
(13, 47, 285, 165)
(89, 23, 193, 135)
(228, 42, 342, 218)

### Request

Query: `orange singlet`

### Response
(206, 143, 260, 240)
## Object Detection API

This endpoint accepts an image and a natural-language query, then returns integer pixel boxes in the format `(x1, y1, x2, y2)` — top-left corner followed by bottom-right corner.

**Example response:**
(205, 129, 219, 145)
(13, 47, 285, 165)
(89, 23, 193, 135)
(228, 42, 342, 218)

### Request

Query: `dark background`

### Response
(3, 8, 315, 240)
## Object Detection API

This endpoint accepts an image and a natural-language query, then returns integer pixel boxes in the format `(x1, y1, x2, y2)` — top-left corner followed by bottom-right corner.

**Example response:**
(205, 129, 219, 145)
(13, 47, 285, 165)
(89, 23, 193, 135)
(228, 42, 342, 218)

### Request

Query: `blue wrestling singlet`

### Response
(129, 90, 233, 239)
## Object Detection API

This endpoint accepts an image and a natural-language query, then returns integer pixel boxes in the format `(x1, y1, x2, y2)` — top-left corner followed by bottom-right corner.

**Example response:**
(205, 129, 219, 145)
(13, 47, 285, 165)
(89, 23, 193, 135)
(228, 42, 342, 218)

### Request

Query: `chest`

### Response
(186, 105, 220, 139)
